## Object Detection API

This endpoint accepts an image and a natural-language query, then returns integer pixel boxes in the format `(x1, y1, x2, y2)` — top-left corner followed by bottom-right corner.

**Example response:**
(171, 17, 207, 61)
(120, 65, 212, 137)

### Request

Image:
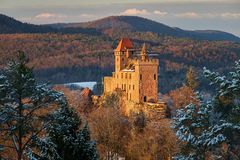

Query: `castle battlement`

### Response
(130, 58, 159, 65)
(103, 38, 159, 103)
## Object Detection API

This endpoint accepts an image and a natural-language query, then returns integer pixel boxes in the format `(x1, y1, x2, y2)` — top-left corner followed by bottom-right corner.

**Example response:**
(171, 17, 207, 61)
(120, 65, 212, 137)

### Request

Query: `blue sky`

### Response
(1, 0, 240, 36)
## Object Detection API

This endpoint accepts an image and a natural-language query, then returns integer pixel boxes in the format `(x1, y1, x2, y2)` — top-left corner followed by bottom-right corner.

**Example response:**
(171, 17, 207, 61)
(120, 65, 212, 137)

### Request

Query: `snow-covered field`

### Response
(64, 81, 97, 90)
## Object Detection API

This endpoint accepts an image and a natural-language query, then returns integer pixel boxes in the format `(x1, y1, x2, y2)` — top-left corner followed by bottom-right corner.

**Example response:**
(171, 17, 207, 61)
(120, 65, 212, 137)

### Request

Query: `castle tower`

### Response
(103, 38, 159, 103)
(114, 38, 133, 72)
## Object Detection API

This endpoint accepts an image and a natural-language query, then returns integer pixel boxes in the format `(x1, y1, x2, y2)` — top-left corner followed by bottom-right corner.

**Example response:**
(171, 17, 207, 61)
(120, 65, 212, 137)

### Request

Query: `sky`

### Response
(0, 0, 240, 37)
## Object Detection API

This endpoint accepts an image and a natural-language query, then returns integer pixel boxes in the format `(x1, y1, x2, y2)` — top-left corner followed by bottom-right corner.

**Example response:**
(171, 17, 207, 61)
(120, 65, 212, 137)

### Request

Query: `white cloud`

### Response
(35, 13, 67, 19)
(120, 8, 150, 16)
(174, 12, 201, 18)
(153, 10, 168, 16)
(174, 12, 240, 19)
(220, 12, 240, 19)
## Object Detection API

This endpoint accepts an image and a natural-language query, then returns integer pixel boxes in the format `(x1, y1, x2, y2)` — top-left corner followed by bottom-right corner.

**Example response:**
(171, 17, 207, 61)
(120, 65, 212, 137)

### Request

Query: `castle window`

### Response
(122, 57, 124, 61)
(125, 73, 127, 79)
(121, 73, 123, 79)
(129, 85, 131, 90)
(140, 74, 142, 80)
(129, 73, 131, 79)
(122, 84, 123, 89)
(154, 74, 156, 80)
(129, 93, 131, 100)
(133, 85, 135, 90)
(144, 96, 147, 102)
(124, 84, 126, 91)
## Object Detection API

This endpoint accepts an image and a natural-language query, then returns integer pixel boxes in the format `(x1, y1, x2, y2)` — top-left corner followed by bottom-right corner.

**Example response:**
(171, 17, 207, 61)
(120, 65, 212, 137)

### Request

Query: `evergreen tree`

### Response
(0, 51, 63, 160)
(93, 79, 103, 95)
(174, 60, 240, 159)
(186, 67, 199, 90)
(39, 100, 98, 160)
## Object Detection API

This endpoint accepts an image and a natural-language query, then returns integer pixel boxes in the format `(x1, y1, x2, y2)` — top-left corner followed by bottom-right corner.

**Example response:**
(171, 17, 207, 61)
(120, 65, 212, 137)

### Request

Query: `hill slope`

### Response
(0, 14, 55, 33)
(0, 14, 100, 35)
(48, 16, 240, 42)
(0, 14, 239, 41)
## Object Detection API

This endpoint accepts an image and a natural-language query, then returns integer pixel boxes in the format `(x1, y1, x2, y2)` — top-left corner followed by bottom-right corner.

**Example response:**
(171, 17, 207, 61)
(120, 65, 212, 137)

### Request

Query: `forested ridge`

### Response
(0, 32, 239, 92)
(0, 13, 240, 92)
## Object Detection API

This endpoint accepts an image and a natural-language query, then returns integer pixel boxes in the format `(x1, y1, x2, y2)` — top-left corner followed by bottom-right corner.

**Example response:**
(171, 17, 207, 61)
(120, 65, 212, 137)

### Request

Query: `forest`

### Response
(0, 50, 239, 160)
(0, 32, 240, 93)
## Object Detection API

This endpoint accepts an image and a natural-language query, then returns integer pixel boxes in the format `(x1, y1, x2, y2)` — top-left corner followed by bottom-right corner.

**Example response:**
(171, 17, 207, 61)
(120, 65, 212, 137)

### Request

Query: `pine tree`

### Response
(39, 100, 98, 160)
(186, 67, 199, 90)
(0, 51, 63, 160)
(174, 60, 240, 159)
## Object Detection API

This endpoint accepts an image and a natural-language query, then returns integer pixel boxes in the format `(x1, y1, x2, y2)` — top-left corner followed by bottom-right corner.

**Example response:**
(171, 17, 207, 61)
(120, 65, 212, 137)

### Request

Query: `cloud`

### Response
(153, 10, 168, 16)
(174, 12, 240, 19)
(35, 13, 67, 19)
(220, 12, 240, 19)
(174, 12, 201, 18)
(120, 8, 150, 16)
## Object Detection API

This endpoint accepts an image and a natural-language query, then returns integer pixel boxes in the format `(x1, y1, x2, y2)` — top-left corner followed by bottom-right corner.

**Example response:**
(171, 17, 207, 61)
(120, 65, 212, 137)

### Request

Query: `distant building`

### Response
(103, 38, 159, 103)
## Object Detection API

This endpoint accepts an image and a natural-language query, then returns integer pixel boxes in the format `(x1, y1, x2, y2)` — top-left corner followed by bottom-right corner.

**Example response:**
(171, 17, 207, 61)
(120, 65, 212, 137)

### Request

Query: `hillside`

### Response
(0, 14, 239, 41)
(0, 14, 240, 93)
(48, 16, 240, 42)
(0, 14, 100, 35)
(0, 33, 239, 93)
(0, 14, 55, 33)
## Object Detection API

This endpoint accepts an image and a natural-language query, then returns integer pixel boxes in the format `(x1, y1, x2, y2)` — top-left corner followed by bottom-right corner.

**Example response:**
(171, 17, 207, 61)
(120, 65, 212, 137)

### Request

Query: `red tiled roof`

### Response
(115, 38, 133, 51)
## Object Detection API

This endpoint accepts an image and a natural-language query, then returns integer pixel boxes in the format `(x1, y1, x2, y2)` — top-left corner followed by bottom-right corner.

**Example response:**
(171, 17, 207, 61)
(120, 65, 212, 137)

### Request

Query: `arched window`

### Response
(144, 96, 147, 102)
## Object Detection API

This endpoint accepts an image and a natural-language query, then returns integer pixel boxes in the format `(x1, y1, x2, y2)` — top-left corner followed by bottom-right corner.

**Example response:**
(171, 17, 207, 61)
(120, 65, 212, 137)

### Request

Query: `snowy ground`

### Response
(64, 81, 97, 90)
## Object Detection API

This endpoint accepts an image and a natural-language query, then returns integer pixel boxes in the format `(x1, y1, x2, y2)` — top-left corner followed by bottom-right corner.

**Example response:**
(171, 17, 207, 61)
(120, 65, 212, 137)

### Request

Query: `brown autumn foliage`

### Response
(53, 85, 95, 117)
(89, 107, 130, 159)
(0, 33, 239, 93)
(0, 33, 239, 71)
(85, 91, 180, 160)
(168, 85, 198, 116)
(186, 66, 199, 90)
(126, 119, 179, 160)
(0, 33, 114, 69)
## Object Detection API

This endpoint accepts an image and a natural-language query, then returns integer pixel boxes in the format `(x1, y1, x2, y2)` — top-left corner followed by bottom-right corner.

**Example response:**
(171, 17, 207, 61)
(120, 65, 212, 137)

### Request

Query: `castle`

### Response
(103, 38, 159, 103)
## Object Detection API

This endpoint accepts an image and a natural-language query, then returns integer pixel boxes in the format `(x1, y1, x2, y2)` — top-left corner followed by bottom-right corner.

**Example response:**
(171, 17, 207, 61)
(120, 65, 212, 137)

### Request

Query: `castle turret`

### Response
(114, 38, 133, 72)
(141, 43, 148, 61)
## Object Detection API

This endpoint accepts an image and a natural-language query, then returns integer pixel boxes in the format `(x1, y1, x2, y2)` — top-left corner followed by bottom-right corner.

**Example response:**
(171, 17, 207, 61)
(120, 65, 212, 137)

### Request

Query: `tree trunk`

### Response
(18, 94, 23, 160)
(17, 150, 22, 160)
